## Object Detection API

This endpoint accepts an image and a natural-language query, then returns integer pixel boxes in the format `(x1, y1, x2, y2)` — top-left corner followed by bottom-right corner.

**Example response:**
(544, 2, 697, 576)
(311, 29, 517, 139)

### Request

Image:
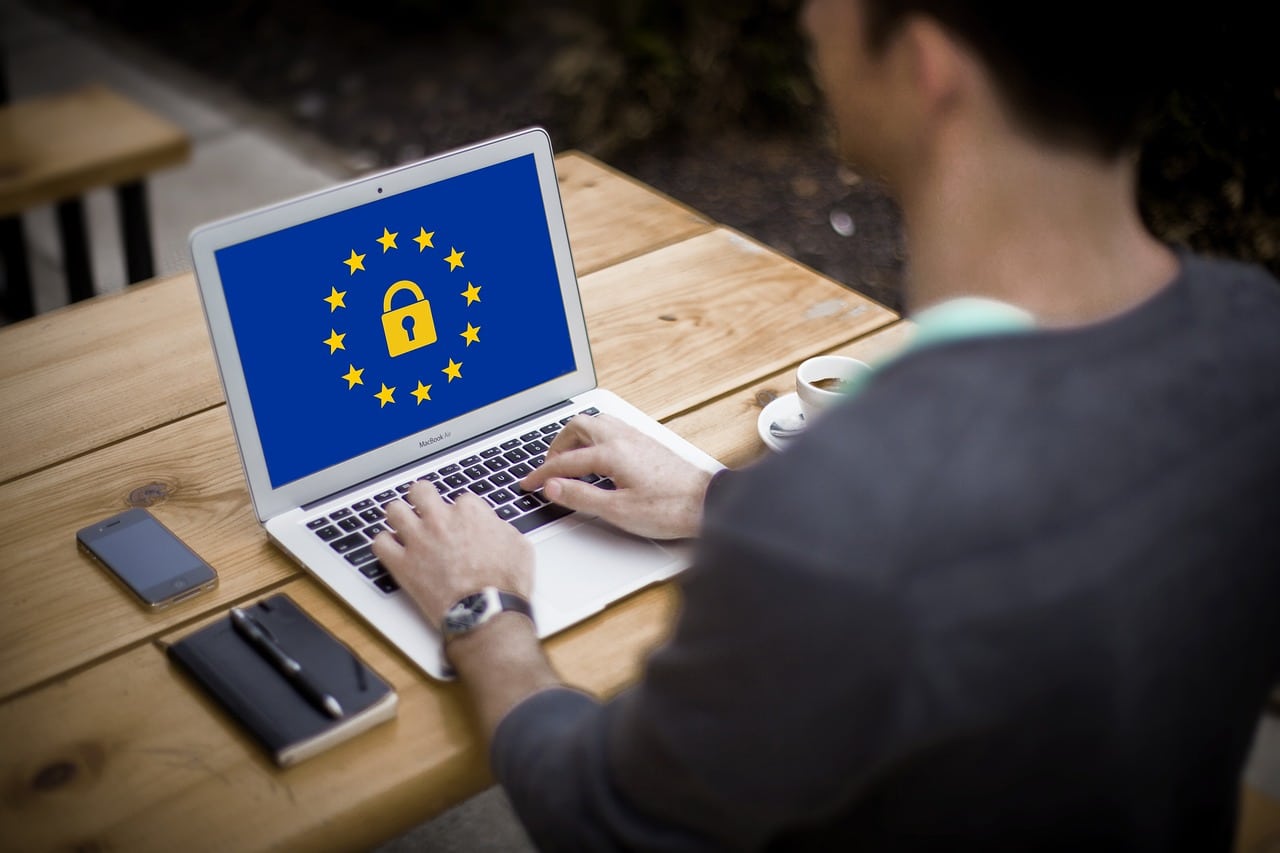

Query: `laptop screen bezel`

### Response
(189, 127, 597, 522)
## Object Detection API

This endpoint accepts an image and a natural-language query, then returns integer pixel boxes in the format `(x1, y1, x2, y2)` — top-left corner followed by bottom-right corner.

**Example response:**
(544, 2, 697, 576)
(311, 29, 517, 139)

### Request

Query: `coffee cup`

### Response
(796, 355, 870, 422)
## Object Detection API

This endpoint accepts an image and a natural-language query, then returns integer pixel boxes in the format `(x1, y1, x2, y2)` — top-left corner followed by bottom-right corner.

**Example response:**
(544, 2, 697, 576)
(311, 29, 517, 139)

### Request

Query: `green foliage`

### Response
(536, 0, 820, 156)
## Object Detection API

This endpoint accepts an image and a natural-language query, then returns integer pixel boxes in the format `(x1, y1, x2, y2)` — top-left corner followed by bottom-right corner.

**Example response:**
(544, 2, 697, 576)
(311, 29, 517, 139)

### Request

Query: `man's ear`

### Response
(900, 15, 968, 119)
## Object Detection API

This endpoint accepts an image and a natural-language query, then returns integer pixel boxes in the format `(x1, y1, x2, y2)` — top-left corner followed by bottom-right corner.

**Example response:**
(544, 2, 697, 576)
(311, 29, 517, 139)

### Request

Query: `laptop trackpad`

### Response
(532, 518, 677, 631)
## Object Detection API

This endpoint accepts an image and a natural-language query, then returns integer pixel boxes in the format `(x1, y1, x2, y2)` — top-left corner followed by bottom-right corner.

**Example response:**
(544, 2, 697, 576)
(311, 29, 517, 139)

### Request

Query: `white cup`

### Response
(796, 355, 870, 422)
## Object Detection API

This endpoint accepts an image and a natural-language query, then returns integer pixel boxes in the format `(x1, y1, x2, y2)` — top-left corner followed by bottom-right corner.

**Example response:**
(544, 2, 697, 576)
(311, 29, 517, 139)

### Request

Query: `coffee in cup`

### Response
(796, 355, 870, 422)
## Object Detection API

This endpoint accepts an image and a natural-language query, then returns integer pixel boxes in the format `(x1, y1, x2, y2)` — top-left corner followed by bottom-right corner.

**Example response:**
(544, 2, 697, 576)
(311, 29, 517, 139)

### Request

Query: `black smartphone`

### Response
(76, 507, 219, 609)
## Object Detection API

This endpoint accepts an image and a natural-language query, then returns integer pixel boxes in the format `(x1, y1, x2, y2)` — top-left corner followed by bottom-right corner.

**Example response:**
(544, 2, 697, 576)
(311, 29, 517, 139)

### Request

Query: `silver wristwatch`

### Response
(440, 587, 534, 643)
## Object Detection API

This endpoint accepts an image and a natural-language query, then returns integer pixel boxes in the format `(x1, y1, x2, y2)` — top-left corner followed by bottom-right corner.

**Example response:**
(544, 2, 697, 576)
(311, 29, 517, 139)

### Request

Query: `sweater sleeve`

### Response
(490, 440, 921, 850)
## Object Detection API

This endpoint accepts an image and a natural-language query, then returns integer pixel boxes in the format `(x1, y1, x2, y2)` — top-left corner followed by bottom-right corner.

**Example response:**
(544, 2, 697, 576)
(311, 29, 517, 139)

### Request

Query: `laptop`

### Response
(189, 126, 724, 681)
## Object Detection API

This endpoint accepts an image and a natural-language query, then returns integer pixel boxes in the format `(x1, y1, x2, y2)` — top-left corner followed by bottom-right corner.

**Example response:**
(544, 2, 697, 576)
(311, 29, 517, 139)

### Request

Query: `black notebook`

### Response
(167, 593, 398, 767)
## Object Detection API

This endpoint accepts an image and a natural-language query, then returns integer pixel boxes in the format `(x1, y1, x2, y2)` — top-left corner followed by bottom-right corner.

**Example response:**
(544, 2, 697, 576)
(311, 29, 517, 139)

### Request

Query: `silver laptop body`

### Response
(190, 127, 723, 680)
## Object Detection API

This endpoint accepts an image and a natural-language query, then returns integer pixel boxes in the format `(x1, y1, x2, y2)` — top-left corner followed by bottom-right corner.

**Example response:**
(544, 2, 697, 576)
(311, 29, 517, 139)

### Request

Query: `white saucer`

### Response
(757, 392, 807, 452)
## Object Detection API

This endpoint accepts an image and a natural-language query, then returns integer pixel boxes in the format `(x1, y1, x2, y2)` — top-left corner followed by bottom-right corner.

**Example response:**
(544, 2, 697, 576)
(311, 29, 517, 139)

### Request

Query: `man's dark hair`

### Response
(860, 1, 1189, 159)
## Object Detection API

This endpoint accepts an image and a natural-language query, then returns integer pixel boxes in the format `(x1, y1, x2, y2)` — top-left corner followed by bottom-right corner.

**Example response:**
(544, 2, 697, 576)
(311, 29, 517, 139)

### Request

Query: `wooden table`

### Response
(0, 150, 909, 851)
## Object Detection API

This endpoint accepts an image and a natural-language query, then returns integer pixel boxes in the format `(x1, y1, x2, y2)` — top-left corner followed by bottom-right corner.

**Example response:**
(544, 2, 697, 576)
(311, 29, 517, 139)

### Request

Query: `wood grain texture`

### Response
(0, 84, 191, 216)
(556, 151, 713, 276)
(665, 321, 916, 469)
(582, 227, 898, 421)
(0, 576, 679, 852)
(0, 407, 293, 702)
(0, 273, 222, 485)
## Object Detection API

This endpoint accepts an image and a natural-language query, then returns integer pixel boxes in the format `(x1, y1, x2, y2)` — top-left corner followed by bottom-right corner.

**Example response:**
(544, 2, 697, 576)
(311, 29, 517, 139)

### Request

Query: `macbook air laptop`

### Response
(190, 126, 723, 681)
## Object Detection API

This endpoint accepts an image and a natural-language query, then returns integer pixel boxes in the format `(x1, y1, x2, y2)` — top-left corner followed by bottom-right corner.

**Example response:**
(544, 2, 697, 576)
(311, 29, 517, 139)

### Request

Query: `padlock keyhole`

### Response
(402, 314, 417, 342)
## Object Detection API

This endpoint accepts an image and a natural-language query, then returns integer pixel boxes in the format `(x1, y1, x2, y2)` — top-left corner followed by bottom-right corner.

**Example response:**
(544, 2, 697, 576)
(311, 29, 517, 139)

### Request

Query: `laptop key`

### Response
(520, 431, 542, 442)
(314, 524, 341, 541)
(511, 503, 572, 534)
(463, 465, 488, 480)
(338, 516, 363, 532)
(540, 423, 561, 434)
(503, 448, 529, 463)
(513, 495, 542, 513)
(489, 470, 514, 486)
(559, 416, 575, 425)
(489, 488, 515, 504)
(330, 532, 367, 554)
(596, 478, 617, 490)
(345, 546, 377, 566)
(446, 489, 468, 503)
(306, 517, 329, 530)
(509, 462, 533, 479)
(495, 504, 520, 521)
(444, 473, 468, 488)
(395, 482, 413, 493)
(374, 575, 400, 593)
(460, 455, 481, 466)
(530, 455, 547, 468)
(365, 523, 388, 538)
(500, 438, 522, 450)
(329, 508, 352, 520)
(580, 407, 600, 416)
(374, 490, 396, 503)
(483, 456, 508, 471)
(359, 507, 384, 523)
(439, 463, 461, 475)
(524, 439, 548, 454)
(352, 498, 375, 511)
(481, 447, 502, 458)
(360, 561, 388, 578)
(469, 480, 495, 496)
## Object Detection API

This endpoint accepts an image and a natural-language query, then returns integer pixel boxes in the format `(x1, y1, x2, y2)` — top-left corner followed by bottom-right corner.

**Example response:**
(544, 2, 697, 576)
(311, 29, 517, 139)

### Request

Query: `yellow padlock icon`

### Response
(381, 279, 437, 358)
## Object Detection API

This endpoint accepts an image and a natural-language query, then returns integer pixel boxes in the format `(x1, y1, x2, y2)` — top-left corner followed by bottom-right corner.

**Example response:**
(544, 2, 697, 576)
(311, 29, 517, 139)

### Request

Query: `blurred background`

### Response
(15, 0, 1280, 316)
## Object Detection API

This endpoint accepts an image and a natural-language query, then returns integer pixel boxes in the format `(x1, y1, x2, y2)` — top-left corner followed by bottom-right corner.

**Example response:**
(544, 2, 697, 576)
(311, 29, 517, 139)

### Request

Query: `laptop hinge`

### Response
(300, 398, 577, 511)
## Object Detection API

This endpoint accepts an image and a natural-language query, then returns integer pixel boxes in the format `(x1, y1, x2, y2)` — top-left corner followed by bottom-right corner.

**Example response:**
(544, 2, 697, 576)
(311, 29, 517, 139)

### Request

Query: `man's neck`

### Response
(897, 133, 1179, 328)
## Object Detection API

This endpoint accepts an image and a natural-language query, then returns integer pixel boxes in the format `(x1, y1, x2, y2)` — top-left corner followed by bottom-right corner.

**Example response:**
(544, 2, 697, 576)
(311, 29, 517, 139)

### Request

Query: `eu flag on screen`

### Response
(216, 154, 578, 488)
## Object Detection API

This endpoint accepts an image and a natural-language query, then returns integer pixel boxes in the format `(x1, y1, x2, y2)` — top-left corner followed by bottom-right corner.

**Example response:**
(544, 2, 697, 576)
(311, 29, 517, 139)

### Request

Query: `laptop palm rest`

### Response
(530, 517, 677, 634)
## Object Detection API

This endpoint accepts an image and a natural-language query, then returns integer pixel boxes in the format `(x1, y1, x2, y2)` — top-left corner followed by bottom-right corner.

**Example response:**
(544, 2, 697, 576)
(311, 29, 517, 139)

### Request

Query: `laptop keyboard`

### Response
(305, 407, 612, 594)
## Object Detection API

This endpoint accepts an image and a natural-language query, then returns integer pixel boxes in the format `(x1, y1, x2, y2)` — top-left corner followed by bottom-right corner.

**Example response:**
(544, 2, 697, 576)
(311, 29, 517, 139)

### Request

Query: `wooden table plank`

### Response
(0, 407, 293, 702)
(0, 273, 222, 485)
(665, 321, 916, 469)
(0, 575, 678, 852)
(0, 152, 712, 484)
(0, 84, 191, 216)
(582, 227, 898, 421)
(556, 151, 712, 276)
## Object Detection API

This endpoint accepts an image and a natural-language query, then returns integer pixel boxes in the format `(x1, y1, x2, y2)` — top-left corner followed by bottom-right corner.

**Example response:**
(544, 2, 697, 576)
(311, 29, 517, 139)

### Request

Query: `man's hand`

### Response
(520, 413, 713, 540)
(373, 483, 534, 627)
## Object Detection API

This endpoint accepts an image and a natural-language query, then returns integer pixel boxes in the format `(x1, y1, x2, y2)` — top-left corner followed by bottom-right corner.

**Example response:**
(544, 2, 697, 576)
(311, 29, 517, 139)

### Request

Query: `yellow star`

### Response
(375, 383, 396, 407)
(344, 249, 366, 274)
(411, 381, 432, 404)
(342, 364, 364, 388)
(376, 228, 398, 252)
(460, 323, 480, 346)
(323, 286, 346, 312)
(461, 282, 482, 305)
(324, 329, 346, 353)
(413, 227, 435, 252)
(444, 247, 465, 271)
(442, 358, 463, 382)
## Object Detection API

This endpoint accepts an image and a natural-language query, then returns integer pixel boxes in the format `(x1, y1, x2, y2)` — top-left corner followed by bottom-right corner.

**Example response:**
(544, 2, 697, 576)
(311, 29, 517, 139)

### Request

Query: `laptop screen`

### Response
(214, 153, 578, 488)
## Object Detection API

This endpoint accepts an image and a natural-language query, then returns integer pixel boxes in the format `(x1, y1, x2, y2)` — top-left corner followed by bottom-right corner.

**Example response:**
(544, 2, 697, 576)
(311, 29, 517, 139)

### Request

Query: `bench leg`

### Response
(0, 215, 35, 320)
(56, 198, 95, 303)
(116, 181, 155, 283)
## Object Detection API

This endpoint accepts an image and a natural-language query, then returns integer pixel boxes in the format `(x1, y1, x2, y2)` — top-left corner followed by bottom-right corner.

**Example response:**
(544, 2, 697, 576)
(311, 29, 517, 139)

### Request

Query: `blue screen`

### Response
(216, 153, 577, 488)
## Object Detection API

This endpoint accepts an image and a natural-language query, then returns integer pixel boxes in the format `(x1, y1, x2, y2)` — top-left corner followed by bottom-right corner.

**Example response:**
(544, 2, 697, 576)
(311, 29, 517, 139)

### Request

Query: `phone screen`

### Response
(78, 509, 218, 607)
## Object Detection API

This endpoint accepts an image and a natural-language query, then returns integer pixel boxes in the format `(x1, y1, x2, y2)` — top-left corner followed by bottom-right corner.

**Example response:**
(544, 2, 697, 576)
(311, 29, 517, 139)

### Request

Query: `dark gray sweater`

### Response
(493, 252, 1280, 851)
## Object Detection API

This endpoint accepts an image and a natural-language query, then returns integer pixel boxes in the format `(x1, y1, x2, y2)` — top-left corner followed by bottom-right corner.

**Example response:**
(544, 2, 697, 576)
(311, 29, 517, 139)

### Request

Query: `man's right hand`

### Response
(519, 413, 714, 541)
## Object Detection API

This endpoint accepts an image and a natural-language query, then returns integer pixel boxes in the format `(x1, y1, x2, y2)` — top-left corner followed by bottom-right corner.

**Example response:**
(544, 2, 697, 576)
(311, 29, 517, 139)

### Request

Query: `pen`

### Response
(229, 606, 344, 719)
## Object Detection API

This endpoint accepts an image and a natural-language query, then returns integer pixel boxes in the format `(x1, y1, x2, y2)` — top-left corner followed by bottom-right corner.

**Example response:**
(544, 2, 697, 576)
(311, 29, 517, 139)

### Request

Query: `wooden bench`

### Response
(0, 82, 191, 320)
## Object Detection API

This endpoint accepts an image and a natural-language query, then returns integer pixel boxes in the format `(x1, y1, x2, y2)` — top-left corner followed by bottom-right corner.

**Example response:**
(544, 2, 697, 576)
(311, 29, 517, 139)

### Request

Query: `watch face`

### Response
(443, 592, 490, 634)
